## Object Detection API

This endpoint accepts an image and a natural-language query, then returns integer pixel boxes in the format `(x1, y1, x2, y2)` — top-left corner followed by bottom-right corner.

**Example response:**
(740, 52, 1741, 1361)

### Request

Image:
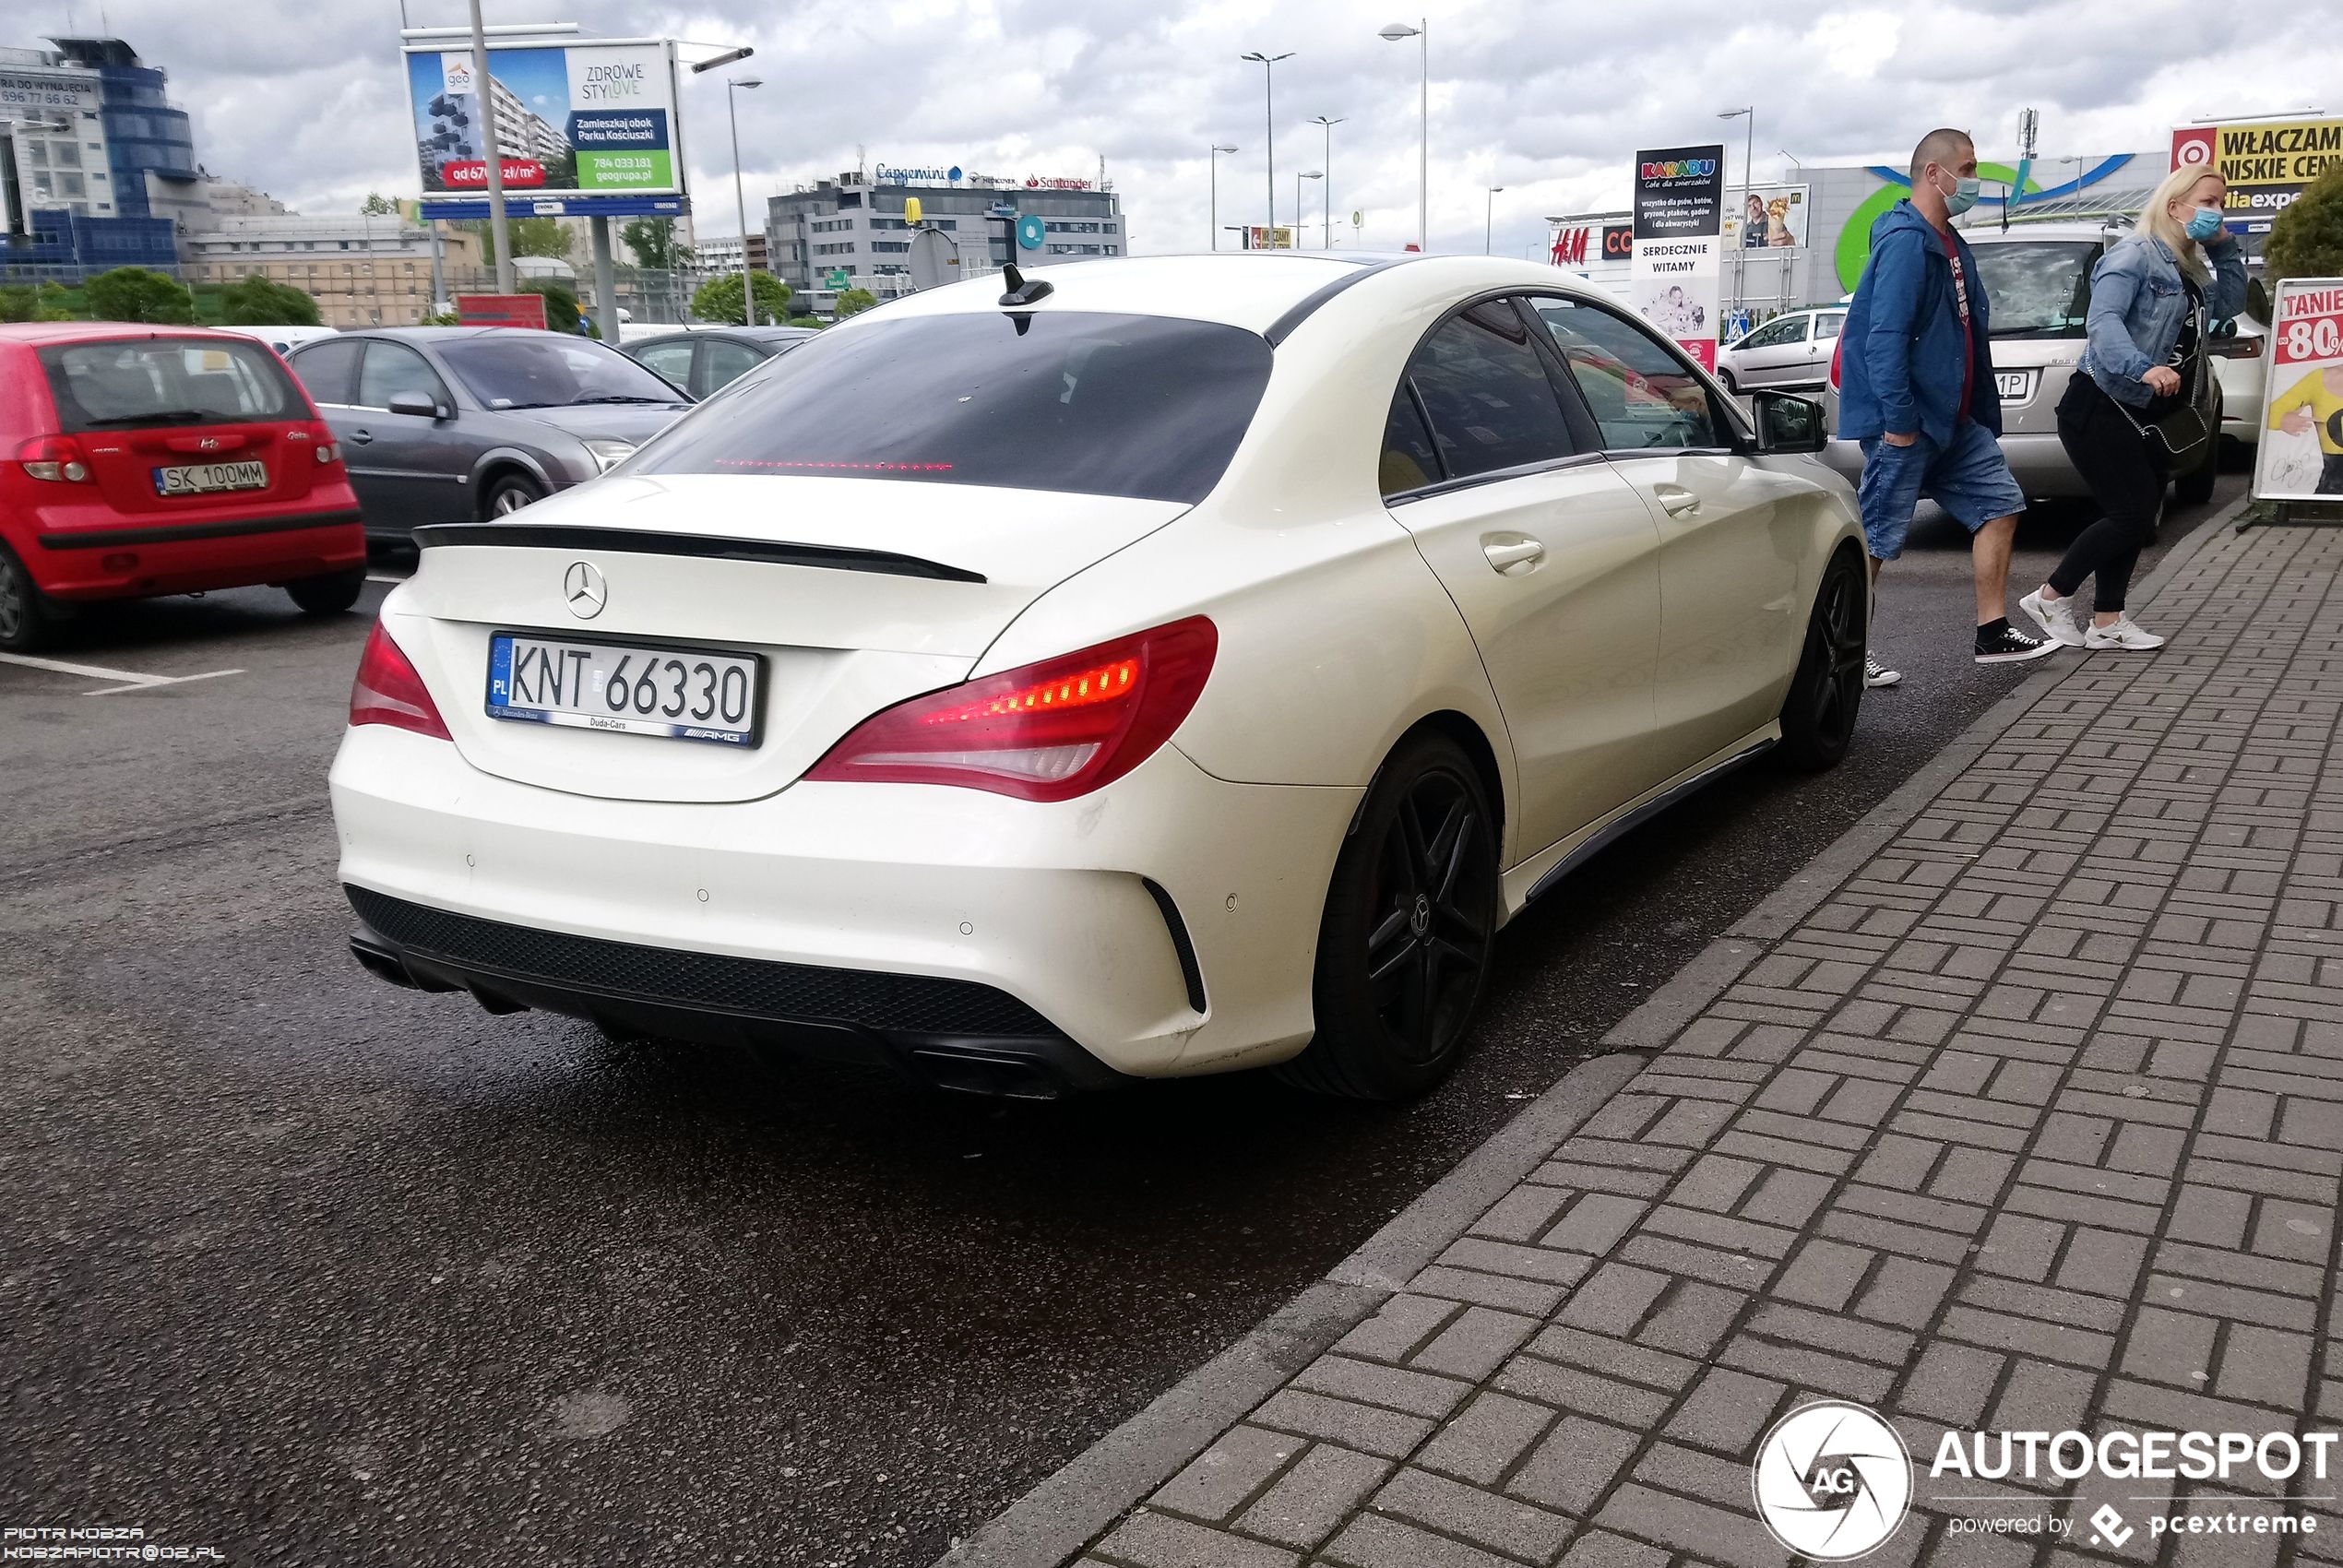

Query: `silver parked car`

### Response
(1823, 220, 2221, 508)
(1717, 306, 1845, 394)
(286, 327, 694, 542)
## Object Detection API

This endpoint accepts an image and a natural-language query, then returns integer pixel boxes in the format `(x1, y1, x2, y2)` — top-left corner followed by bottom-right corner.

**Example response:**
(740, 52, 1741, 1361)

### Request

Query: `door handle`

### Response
(1482, 537, 1544, 574)
(1652, 485, 1700, 517)
(348, 429, 374, 445)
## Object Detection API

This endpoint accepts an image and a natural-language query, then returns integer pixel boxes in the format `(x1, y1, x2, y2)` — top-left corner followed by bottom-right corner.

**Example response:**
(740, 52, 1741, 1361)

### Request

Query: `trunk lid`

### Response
(392, 473, 1187, 803)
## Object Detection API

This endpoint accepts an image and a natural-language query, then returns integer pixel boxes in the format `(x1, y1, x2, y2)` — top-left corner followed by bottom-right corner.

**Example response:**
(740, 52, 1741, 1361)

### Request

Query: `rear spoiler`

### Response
(413, 523, 987, 584)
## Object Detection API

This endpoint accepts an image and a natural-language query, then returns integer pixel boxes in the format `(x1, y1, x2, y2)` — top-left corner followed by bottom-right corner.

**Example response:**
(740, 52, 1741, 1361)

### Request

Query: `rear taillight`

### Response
(351, 621, 452, 741)
(17, 435, 92, 483)
(307, 421, 342, 465)
(2209, 335, 2264, 360)
(806, 617, 1217, 802)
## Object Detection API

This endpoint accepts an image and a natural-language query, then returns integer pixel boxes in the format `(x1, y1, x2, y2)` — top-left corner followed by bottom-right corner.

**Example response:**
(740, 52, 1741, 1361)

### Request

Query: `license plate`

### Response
(1994, 371, 2035, 401)
(486, 632, 761, 746)
(155, 460, 268, 496)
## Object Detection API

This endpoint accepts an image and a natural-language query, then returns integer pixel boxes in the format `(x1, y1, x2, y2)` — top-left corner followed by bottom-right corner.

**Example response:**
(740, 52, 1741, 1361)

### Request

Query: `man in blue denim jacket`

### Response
(1838, 128, 2054, 676)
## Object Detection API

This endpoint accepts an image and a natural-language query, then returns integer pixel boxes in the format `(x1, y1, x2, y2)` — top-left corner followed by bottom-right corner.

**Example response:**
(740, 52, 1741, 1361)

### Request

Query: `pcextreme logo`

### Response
(1640, 159, 1717, 179)
(1751, 1401, 1914, 1561)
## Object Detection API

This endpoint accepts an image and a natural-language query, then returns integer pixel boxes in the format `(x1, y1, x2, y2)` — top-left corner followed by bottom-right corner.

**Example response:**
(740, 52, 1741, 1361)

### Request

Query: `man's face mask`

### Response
(1934, 167, 1981, 217)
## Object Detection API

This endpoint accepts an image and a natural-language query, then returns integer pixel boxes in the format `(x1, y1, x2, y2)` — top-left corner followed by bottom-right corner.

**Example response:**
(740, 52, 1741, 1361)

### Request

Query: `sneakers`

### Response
(1975, 620, 2057, 664)
(2084, 616, 2167, 651)
(2017, 588, 2086, 647)
(1864, 654, 1902, 689)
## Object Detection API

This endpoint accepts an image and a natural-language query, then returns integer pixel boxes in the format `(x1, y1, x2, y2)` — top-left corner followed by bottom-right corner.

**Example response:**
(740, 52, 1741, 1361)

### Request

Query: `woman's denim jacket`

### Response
(2079, 231, 2246, 409)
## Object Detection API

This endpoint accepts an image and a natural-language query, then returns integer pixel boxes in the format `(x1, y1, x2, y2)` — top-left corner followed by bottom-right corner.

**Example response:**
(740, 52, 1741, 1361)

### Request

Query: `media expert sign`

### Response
(2172, 117, 2343, 224)
(1633, 144, 1725, 371)
(408, 40, 684, 200)
(1551, 221, 1634, 267)
(2252, 278, 2343, 503)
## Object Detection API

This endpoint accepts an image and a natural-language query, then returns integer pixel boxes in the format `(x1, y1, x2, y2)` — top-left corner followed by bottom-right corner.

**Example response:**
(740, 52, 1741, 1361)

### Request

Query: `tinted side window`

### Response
(289, 339, 362, 405)
(1741, 316, 1804, 349)
(1813, 314, 1844, 341)
(356, 342, 450, 410)
(703, 338, 766, 390)
(1404, 301, 1577, 480)
(631, 340, 696, 387)
(1528, 298, 1724, 451)
(1380, 387, 1441, 498)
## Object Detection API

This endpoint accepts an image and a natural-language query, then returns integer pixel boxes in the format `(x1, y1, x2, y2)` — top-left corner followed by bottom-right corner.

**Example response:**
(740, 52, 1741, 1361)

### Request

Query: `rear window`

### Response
(39, 337, 303, 432)
(630, 311, 1276, 504)
(1971, 241, 2099, 339)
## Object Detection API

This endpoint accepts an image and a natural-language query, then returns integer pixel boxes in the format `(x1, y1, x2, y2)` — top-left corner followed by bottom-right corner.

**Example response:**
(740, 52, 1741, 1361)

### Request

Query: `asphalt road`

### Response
(0, 469, 2246, 1566)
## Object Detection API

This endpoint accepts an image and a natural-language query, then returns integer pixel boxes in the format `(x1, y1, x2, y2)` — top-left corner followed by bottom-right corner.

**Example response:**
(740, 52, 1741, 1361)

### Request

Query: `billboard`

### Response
(1722, 184, 1810, 250)
(1550, 220, 1633, 267)
(407, 40, 684, 205)
(455, 292, 550, 330)
(2172, 118, 2343, 230)
(1633, 145, 1725, 371)
(1245, 226, 1295, 250)
(2252, 278, 2343, 503)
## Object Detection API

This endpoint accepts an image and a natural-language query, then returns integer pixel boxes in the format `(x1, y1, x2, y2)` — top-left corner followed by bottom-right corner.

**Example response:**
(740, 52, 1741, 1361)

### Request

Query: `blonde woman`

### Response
(2019, 167, 2245, 651)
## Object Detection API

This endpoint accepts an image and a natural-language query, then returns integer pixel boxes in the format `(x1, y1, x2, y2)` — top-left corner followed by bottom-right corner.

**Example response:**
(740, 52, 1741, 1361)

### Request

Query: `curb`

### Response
(934, 489, 2254, 1568)
(934, 1051, 1647, 1568)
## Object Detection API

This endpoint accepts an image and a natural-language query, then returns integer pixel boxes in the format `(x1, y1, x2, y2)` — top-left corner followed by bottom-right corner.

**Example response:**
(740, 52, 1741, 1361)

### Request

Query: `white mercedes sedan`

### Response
(331, 252, 1865, 1100)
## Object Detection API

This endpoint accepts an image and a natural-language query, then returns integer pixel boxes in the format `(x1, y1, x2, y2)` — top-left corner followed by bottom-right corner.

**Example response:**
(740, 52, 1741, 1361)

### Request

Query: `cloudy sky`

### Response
(23, 0, 2338, 257)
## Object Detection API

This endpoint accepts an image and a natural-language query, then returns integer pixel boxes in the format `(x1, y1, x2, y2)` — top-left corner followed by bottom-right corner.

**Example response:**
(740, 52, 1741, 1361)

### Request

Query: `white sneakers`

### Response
(1864, 654, 1902, 689)
(2020, 588, 2166, 653)
(2017, 588, 2085, 647)
(2085, 617, 2167, 650)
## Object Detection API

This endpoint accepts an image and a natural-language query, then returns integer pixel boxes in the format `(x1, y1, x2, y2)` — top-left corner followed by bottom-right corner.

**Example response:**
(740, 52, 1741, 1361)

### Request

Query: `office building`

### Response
(181, 214, 482, 327)
(0, 35, 190, 273)
(766, 168, 1123, 309)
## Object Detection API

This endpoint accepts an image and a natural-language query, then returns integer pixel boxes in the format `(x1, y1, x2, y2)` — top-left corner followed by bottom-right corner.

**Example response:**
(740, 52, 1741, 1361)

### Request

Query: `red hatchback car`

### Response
(0, 322, 366, 650)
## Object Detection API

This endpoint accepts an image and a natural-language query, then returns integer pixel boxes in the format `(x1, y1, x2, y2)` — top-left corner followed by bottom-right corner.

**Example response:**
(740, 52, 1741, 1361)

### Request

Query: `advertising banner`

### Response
(1550, 220, 1634, 267)
(2172, 118, 2343, 230)
(1245, 226, 1295, 250)
(455, 292, 550, 330)
(1633, 144, 1725, 371)
(408, 40, 684, 204)
(1722, 184, 1811, 250)
(2253, 278, 2343, 502)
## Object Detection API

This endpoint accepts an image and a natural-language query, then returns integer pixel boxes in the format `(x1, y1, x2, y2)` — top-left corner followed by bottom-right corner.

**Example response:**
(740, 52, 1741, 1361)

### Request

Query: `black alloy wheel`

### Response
(1776, 545, 1867, 771)
(1281, 731, 1499, 1100)
(0, 544, 54, 652)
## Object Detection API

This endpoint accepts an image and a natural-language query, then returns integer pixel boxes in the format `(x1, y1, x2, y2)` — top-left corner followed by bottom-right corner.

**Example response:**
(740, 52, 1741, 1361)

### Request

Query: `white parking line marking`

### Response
(0, 651, 244, 696)
(83, 669, 244, 697)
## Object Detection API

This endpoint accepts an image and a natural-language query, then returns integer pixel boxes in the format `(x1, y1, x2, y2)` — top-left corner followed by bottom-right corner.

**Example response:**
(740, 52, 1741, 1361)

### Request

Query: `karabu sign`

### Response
(408, 39, 684, 202)
(2252, 278, 2343, 503)
(1633, 144, 1725, 371)
(2171, 117, 2343, 228)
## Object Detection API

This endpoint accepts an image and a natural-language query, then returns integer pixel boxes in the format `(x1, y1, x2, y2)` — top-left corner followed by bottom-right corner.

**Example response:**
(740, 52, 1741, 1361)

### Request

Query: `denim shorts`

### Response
(1857, 422, 2027, 562)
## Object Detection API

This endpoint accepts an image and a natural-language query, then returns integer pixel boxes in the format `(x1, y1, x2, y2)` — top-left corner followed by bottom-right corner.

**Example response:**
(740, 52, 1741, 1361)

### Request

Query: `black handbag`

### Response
(2113, 296, 2213, 474)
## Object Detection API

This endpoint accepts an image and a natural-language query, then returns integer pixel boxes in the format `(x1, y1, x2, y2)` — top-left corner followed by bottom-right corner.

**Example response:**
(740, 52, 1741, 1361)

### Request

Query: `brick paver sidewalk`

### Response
(1078, 519, 2343, 1568)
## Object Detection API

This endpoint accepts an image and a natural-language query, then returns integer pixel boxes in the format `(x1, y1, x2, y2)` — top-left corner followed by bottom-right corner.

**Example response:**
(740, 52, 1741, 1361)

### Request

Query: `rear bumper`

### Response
(328, 723, 1360, 1084)
(24, 507, 366, 600)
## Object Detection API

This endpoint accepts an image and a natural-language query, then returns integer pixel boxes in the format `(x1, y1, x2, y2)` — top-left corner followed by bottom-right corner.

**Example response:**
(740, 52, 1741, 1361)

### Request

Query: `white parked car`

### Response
(1717, 307, 1846, 394)
(213, 323, 341, 357)
(331, 253, 1865, 1099)
(2211, 309, 2267, 454)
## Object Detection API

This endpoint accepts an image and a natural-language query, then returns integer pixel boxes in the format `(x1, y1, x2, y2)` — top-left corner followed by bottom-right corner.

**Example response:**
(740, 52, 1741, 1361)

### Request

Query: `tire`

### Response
(1719, 369, 1740, 396)
(483, 474, 546, 517)
(1278, 731, 1500, 1100)
(1775, 545, 1867, 772)
(285, 566, 367, 616)
(0, 542, 58, 653)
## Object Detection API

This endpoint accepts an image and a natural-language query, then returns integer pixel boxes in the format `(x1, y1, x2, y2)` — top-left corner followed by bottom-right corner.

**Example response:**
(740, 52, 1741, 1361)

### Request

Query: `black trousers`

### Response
(2049, 374, 2164, 613)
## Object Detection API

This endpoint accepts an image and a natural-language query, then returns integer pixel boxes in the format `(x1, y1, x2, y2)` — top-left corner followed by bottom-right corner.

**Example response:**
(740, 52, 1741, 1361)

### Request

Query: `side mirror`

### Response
(1751, 390, 1827, 455)
(387, 390, 444, 419)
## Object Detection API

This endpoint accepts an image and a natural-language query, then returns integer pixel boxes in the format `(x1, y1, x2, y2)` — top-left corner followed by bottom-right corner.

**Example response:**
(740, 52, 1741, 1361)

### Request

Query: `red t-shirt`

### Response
(1941, 227, 1974, 424)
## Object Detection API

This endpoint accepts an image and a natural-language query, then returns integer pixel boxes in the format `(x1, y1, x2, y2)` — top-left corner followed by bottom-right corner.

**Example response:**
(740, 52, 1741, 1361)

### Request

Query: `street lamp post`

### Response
(1719, 106, 1754, 314)
(1297, 171, 1322, 241)
(1377, 20, 1427, 250)
(728, 77, 763, 325)
(1484, 186, 1504, 254)
(1209, 143, 1238, 250)
(1306, 114, 1345, 249)
(1240, 52, 1293, 246)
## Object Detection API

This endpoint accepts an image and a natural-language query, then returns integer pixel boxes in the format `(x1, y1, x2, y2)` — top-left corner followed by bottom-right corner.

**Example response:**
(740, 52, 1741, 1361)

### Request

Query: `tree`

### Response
(620, 216, 683, 271)
(86, 267, 196, 325)
(359, 192, 401, 217)
(690, 270, 791, 326)
(2266, 163, 2343, 287)
(458, 215, 572, 264)
(33, 281, 75, 321)
(0, 285, 35, 322)
(786, 315, 824, 329)
(832, 287, 879, 320)
(220, 273, 322, 327)
(517, 278, 584, 334)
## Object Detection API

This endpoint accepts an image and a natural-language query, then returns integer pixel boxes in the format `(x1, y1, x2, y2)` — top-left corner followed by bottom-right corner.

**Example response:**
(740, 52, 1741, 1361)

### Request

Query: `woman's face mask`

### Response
(2184, 206, 2225, 242)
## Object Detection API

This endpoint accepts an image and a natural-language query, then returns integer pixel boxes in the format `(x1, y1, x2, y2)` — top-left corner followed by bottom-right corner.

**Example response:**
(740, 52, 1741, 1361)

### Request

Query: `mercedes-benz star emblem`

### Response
(563, 561, 607, 620)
